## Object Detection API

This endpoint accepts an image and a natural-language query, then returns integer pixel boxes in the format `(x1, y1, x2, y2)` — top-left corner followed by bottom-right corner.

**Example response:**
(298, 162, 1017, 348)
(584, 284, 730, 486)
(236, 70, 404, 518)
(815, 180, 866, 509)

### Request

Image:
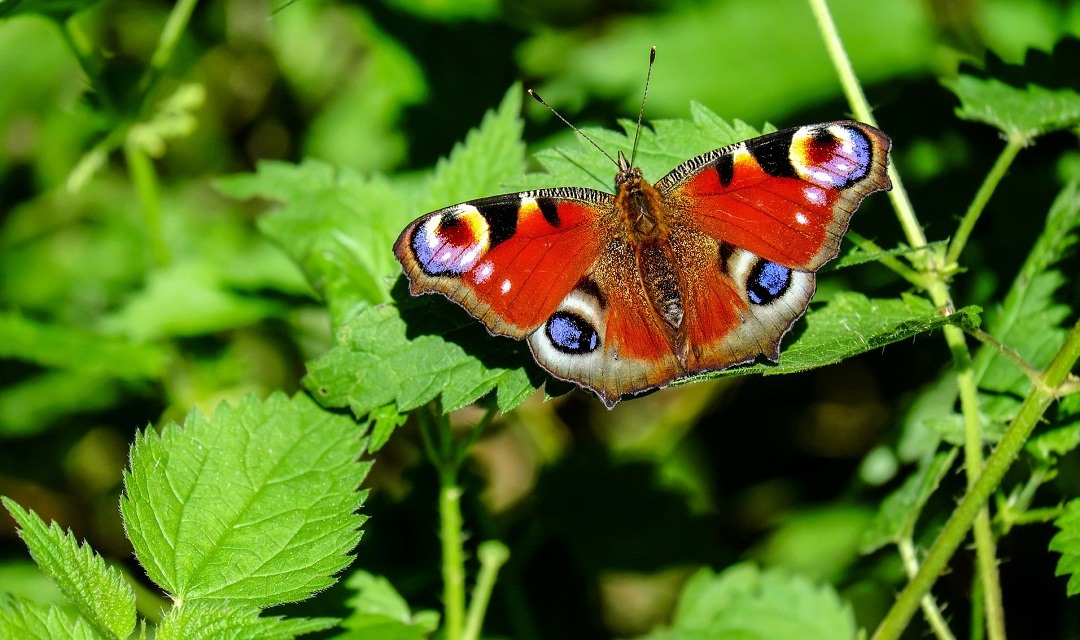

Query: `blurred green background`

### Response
(2, 0, 1079, 637)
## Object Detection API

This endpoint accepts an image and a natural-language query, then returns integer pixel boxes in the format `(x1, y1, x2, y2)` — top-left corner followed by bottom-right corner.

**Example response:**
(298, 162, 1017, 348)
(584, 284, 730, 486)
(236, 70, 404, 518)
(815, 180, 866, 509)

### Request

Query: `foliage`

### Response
(2, 1, 1080, 639)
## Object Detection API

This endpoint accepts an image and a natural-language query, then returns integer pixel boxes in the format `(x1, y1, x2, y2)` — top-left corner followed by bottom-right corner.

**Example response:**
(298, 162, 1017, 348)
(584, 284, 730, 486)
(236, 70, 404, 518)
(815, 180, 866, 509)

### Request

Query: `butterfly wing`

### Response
(659, 121, 891, 374)
(658, 120, 891, 270)
(395, 187, 685, 407)
(394, 188, 610, 339)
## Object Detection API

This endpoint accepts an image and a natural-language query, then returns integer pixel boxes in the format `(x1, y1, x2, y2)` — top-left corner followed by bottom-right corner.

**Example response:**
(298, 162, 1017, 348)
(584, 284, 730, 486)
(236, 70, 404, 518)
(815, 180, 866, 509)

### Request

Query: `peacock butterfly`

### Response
(394, 60, 892, 408)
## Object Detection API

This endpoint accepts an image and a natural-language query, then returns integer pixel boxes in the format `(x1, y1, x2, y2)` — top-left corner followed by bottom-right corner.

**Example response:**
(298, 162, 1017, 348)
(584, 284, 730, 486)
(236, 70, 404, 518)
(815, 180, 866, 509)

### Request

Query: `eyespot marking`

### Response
(791, 124, 873, 188)
(412, 206, 490, 276)
(546, 311, 600, 354)
(747, 260, 791, 305)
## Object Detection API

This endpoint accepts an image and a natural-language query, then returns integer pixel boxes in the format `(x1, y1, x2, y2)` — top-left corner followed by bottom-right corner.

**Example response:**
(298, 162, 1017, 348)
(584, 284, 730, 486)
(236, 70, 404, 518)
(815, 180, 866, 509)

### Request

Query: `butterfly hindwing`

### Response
(659, 120, 891, 270)
(394, 188, 610, 338)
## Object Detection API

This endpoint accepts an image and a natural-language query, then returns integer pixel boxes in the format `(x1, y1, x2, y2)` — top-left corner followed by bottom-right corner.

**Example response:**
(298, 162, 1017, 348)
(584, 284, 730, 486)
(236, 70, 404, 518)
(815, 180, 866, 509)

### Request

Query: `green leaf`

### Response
(942, 39, 1080, 140)
(753, 507, 875, 581)
(156, 602, 337, 640)
(0, 598, 98, 640)
(1028, 394, 1080, 464)
(688, 293, 980, 382)
(2, 497, 136, 639)
(0, 0, 102, 20)
(120, 393, 370, 607)
(220, 85, 525, 323)
(0, 372, 121, 437)
(366, 404, 407, 453)
(102, 261, 288, 341)
(0, 311, 169, 379)
(305, 291, 540, 417)
(860, 450, 958, 554)
(381, 0, 497, 21)
(831, 239, 947, 270)
(335, 571, 438, 639)
(971, 182, 1080, 425)
(643, 564, 856, 640)
(1050, 498, 1080, 596)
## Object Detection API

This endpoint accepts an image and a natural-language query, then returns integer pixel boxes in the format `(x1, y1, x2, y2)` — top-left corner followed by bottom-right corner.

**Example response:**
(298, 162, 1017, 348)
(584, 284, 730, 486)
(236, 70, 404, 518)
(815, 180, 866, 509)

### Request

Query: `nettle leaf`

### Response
(1050, 499, 1080, 596)
(2, 498, 136, 639)
(684, 293, 979, 383)
(643, 564, 856, 640)
(511, 103, 767, 193)
(120, 392, 369, 607)
(335, 571, 439, 639)
(0, 311, 169, 379)
(0, 598, 98, 640)
(156, 602, 337, 640)
(366, 404, 408, 453)
(942, 38, 1080, 139)
(219, 84, 526, 323)
(305, 286, 541, 416)
(1028, 394, 1080, 464)
(860, 450, 957, 554)
(972, 182, 1080, 426)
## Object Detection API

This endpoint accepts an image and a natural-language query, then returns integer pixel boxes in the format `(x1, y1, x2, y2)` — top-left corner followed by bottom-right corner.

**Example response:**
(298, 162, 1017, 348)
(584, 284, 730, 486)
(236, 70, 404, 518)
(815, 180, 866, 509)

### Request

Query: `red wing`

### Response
(658, 121, 891, 270)
(394, 188, 610, 339)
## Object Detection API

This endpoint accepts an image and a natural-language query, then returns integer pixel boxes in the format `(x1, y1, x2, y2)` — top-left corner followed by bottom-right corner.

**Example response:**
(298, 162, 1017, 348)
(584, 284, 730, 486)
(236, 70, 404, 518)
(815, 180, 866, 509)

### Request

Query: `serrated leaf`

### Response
(0, 598, 99, 640)
(305, 288, 541, 417)
(643, 564, 856, 640)
(0, 311, 169, 379)
(2, 497, 136, 639)
(220, 85, 525, 324)
(366, 404, 407, 453)
(686, 293, 979, 382)
(943, 39, 1080, 139)
(120, 393, 370, 607)
(831, 240, 947, 270)
(971, 182, 1080, 426)
(335, 571, 438, 639)
(1050, 499, 1080, 596)
(860, 450, 957, 554)
(1028, 394, 1080, 464)
(102, 260, 287, 341)
(156, 601, 337, 640)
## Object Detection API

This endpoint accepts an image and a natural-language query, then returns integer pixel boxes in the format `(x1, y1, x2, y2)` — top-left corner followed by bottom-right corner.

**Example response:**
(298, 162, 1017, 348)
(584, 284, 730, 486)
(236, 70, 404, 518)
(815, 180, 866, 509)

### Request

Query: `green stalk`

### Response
(440, 471, 467, 640)
(946, 138, 1025, 265)
(898, 538, 957, 640)
(123, 140, 171, 266)
(872, 320, 1080, 640)
(138, 0, 200, 106)
(463, 541, 511, 640)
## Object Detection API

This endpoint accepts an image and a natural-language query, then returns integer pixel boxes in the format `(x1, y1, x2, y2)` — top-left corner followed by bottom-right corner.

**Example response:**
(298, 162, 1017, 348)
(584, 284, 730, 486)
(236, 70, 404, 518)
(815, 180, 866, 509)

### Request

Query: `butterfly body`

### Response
(395, 120, 891, 407)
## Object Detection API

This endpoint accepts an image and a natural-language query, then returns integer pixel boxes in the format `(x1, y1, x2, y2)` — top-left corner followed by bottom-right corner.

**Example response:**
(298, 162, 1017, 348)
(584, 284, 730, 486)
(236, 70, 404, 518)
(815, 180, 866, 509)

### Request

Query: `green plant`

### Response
(2, 0, 1080, 638)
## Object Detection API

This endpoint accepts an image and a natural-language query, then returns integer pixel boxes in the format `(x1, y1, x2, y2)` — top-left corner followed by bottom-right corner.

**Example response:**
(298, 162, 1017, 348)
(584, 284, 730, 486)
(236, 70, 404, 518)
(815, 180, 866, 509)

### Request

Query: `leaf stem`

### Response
(946, 138, 1025, 265)
(872, 319, 1080, 640)
(139, 0, 200, 106)
(898, 537, 957, 640)
(57, 17, 114, 113)
(964, 325, 1048, 393)
(440, 467, 467, 640)
(122, 139, 171, 266)
(806, 0, 927, 257)
(463, 541, 511, 640)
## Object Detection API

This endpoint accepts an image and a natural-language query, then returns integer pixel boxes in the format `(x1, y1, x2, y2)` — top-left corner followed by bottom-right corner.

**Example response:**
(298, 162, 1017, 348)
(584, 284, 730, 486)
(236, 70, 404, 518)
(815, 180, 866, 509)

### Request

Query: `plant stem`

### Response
(946, 138, 1025, 265)
(440, 468, 467, 640)
(898, 538, 957, 640)
(139, 0, 200, 106)
(806, 0, 927, 257)
(463, 541, 511, 640)
(872, 319, 1080, 640)
(123, 140, 171, 266)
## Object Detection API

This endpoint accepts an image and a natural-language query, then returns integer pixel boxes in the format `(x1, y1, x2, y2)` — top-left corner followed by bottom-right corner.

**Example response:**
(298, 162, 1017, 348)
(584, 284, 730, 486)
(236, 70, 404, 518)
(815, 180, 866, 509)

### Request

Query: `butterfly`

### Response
(394, 95, 891, 407)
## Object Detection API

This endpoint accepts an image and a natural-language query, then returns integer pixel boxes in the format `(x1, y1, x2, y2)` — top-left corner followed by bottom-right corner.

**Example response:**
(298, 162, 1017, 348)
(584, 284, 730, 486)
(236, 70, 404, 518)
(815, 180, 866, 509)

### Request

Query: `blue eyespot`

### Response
(546, 312, 600, 354)
(747, 260, 791, 305)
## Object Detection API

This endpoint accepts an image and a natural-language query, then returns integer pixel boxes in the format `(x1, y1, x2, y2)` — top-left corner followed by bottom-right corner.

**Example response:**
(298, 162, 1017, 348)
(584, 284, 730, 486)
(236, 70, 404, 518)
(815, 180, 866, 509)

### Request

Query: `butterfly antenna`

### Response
(629, 46, 656, 167)
(528, 88, 619, 168)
